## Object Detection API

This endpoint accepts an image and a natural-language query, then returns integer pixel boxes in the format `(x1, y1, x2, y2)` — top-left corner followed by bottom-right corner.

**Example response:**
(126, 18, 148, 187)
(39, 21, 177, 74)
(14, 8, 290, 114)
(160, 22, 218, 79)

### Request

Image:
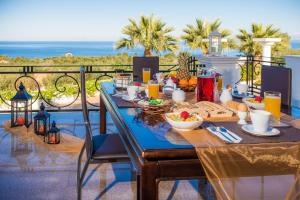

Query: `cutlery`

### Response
(209, 126, 233, 143)
(218, 127, 238, 140)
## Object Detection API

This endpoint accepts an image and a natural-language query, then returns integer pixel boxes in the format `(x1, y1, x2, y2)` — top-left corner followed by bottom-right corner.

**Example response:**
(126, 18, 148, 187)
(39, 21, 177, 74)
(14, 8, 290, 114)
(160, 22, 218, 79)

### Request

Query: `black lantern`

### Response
(45, 121, 60, 144)
(209, 31, 222, 55)
(10, 82, 33, 128)
(34, 103, 50, 136)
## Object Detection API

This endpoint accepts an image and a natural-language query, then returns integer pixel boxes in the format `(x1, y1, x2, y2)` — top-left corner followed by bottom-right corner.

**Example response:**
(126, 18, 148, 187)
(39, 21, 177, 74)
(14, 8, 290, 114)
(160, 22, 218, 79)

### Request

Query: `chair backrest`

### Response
(260, 65, 292, 108)
(80, 66, 93, 158)
(133, 56, 159, 82)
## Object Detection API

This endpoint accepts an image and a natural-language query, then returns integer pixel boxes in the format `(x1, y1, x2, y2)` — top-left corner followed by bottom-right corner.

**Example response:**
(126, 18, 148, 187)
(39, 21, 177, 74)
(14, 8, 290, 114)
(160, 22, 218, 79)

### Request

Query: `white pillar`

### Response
(262, 44, 272, 64)
(253, 38, 281, 65)
(285, 55, 300, 118)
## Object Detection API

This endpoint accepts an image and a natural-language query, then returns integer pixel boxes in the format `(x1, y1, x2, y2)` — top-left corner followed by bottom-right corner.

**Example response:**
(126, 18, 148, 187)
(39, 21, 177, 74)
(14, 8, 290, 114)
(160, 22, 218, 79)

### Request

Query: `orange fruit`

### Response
(188, 76, 197, 86)
(179, 79, 189, 86)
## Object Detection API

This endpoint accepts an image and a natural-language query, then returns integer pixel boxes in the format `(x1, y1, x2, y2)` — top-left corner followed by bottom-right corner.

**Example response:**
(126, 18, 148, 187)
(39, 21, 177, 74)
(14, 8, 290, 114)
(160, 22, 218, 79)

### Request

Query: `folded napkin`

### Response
(207, 126, 242, 143)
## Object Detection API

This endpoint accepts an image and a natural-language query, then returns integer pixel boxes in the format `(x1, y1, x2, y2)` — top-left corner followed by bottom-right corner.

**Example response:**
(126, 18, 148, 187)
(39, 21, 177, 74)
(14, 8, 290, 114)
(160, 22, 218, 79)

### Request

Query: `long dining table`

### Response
(99, 82, 300, 200)
(99, 82, 205, 200)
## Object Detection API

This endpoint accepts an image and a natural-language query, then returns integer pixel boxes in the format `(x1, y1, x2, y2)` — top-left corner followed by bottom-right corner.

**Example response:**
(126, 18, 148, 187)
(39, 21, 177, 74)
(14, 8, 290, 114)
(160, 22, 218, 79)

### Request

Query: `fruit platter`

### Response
(178, 76, 197, 92)
(165, 111, 203, 131)
(243, 96, 265, 110)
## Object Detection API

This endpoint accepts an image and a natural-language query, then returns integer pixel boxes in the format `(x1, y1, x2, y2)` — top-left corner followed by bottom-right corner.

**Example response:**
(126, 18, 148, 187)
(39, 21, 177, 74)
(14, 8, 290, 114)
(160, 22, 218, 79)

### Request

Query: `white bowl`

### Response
(243, 98, 265, 110)
(165, 113, 203, 131)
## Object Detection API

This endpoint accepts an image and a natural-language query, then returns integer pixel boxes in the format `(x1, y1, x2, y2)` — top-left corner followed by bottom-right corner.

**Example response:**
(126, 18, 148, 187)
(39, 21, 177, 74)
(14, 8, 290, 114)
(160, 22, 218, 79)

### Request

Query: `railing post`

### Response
(251, 56, 254, 94)
(246, 56, 249, 87)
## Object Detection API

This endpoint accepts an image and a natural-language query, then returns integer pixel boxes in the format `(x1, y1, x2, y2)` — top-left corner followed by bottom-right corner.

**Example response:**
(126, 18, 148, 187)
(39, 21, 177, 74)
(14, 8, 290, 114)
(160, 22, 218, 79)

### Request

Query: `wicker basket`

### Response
(178, 85, 196, 92)
(135, 100, 172, 115)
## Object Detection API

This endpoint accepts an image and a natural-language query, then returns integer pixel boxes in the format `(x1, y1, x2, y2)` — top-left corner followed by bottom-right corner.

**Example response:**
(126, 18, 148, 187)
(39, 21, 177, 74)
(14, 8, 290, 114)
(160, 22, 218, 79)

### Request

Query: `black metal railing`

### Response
(0, 63, 186, 113)
(0, 55, 286, 113)
(237, 55, 286, 94)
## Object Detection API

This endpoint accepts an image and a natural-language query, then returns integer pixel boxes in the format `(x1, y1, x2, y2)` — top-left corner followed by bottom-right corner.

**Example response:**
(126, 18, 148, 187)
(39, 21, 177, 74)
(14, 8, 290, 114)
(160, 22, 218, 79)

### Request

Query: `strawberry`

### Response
(255, 96, 263, 103)
(180, 111, 189, 120)
(133, 82, 141, 86)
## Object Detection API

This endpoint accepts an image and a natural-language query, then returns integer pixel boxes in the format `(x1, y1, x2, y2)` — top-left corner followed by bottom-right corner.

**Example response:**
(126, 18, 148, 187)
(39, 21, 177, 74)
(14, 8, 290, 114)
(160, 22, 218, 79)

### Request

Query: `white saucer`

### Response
(241, 124, 280, 137)
(122, 95, 135, 102)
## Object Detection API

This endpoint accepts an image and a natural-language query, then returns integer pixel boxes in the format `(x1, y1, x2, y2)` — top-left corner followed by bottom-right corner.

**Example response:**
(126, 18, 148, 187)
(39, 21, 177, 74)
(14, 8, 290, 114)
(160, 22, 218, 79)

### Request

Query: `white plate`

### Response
(242, 98, 265, 110)
(122, 95, 136, 102)
(241, 124, 280, 136)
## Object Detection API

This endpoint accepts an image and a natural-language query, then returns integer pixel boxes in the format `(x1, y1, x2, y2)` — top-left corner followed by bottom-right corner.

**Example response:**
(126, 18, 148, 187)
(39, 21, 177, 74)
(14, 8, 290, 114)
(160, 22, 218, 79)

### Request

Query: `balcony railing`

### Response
(0, 56, 286, 113)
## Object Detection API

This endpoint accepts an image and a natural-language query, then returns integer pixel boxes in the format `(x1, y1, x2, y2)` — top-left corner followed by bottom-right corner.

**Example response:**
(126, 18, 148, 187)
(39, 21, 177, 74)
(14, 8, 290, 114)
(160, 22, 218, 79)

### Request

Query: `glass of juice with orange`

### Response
(148, 80, 159, 99)
(143, 68, 151, 84)
(264, 91, 281, 121)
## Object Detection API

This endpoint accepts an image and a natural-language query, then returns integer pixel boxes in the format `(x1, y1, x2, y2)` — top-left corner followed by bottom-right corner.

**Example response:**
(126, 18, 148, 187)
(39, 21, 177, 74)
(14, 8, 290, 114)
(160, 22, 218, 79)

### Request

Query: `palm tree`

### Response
(181, 19, 236, 54)
(115, 15, 178, 56)
(237, 23, 290, 57)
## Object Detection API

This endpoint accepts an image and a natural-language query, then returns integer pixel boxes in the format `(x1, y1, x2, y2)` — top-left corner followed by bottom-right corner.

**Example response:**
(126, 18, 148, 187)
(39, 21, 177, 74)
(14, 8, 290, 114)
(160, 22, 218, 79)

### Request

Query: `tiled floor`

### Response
(0, 112, 213, 200)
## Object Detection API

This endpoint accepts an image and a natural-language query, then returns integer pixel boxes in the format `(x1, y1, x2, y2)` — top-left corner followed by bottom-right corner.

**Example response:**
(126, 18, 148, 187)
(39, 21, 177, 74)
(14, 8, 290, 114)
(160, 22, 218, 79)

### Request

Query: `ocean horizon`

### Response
(0, 40, 299, 58)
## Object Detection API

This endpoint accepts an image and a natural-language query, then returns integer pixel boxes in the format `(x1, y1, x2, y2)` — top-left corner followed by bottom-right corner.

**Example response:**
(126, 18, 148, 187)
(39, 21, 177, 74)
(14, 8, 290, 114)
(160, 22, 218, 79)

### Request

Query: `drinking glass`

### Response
(143, 68, 151, 83)
(217, 75, 223, 92)
(264, 91, 281, 121)
(148, 80, 159, 99)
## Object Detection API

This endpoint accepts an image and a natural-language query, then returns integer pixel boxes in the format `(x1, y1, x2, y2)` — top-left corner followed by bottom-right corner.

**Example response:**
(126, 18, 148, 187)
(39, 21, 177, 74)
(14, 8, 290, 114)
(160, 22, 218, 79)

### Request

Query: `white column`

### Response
(253, 38, 281, 65)
(262, 44, 272, 64)
(285, 56, 300, 117)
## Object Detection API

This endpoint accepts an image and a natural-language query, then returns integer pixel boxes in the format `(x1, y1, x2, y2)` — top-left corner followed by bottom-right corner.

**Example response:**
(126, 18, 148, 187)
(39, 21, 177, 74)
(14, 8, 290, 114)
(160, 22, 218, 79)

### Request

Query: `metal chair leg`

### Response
(78, 160, 89, 200)
(77, 143, 85, 189)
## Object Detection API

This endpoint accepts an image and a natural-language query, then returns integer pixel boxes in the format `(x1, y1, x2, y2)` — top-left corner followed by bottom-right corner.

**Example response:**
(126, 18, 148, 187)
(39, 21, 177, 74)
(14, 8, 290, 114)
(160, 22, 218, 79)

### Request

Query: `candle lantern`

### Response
(10, 82, 33, 128)
(34, 103, 50, 136)
(209, 31, 222, 55)
(45, 121, 60, 144)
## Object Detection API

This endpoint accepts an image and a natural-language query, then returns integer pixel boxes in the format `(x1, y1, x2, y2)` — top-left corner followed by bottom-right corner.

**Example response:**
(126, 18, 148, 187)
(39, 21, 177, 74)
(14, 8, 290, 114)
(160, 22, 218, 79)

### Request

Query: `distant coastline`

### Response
(0, 40, 299, 58)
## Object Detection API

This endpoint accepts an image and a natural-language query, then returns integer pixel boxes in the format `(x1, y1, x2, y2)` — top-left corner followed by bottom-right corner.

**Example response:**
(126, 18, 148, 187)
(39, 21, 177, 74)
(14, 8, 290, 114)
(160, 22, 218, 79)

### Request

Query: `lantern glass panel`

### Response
(37, 120, 46, 134)
(47, 132, 60, 144)
(28, 99, 32, 125)
(15, 101, 26, 126)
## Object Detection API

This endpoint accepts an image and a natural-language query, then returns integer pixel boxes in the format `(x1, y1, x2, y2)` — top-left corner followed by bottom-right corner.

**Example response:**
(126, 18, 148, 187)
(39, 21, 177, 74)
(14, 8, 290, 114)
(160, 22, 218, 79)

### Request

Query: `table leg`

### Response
(140, 164, 158, 200)
(100, 94, 107, 134)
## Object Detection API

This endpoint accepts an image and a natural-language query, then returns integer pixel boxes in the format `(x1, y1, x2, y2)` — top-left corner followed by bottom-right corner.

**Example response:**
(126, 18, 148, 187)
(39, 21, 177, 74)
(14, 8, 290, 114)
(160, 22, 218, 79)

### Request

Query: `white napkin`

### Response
(207, 127, 242, 143)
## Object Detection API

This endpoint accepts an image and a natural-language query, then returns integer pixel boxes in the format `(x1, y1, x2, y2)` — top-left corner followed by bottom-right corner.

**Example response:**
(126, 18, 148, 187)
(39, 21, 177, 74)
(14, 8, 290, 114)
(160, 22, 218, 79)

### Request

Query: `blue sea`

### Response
(0, 40, 299, 58)
(0, 41, 202, 58)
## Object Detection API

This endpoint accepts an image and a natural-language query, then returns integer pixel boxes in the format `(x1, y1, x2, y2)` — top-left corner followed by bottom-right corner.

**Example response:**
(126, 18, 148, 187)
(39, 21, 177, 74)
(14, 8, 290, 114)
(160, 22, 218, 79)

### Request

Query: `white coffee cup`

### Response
(250, 110, 271, 133)
(236, 83, 248, 94)
(127, 86, 138, 100)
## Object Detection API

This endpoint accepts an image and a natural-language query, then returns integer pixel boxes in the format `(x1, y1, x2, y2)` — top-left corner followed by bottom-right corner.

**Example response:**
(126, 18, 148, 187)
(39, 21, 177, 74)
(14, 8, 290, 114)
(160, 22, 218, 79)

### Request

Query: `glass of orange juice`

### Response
(143, 68, 151, 83)
(264, 91, 281, 121)
(148, 80, 159, 99)
(217, 75, 223, 92)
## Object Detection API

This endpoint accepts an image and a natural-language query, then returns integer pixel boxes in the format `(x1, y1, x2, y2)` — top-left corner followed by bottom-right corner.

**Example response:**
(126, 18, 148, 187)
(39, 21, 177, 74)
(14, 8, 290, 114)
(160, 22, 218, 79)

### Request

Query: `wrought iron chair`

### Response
(77, 67, 131, 200)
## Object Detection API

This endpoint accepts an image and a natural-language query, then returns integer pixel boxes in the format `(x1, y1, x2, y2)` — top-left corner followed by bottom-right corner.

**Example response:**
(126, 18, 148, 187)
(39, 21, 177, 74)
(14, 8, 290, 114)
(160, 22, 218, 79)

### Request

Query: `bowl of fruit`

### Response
(243, 96, 265, 110)
(165, 111, 203, 131)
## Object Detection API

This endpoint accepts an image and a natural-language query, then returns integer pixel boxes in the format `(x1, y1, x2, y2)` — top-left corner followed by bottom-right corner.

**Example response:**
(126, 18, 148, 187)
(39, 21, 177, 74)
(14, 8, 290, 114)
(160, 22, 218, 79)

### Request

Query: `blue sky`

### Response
(0, 0, 299, 41)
